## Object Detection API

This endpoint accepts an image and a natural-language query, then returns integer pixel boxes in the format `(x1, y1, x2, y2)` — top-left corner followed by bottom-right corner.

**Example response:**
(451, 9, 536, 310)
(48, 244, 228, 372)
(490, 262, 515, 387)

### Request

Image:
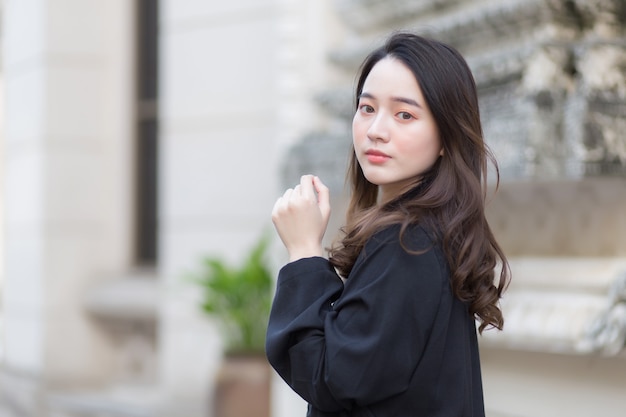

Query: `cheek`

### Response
(401, 129, 441, 161)
(352, 115, 366, 145)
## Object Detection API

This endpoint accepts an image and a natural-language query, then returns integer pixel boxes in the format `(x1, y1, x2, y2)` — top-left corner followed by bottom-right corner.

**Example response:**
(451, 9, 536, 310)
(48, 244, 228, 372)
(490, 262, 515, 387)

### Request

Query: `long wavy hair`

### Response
(328, 32, 510, 333)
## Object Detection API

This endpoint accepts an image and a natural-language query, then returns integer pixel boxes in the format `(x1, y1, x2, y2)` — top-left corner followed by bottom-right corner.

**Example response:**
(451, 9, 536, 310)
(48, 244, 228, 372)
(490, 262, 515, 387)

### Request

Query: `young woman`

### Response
(267, 32, 510, 417)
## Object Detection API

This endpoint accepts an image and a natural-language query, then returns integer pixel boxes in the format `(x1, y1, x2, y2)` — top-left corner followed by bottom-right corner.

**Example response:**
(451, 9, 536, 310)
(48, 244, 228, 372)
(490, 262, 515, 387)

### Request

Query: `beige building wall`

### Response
(1, 0, 136, 413)
(158, 1, 343, 416)
(0, 0, 345, 415)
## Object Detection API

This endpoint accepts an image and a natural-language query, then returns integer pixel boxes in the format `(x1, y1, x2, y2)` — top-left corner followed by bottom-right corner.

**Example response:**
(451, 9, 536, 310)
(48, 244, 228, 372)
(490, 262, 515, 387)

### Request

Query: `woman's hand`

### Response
(272, 175, 331, 262)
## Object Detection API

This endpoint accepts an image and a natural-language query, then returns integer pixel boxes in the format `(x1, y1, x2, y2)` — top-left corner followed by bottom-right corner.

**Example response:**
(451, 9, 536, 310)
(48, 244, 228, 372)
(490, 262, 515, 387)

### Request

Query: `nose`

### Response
(367, 113, 390, 142)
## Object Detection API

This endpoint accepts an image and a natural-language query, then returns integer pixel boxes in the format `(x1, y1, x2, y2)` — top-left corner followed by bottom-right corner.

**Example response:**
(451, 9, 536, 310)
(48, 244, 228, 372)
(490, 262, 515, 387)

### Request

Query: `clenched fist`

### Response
(272, 175, 331, 262)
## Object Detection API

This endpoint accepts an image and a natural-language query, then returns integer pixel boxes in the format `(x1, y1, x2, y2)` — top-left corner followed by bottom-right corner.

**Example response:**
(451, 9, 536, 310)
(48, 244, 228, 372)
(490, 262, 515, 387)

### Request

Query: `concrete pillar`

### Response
(157, 1, 283, 415)
(157, 1, 342, 415)
(1, 0, 135, 414)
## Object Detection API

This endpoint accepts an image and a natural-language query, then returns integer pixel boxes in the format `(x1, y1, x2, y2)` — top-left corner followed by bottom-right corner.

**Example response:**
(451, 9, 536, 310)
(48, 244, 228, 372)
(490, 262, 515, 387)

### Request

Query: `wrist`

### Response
(288, 246, 324, 263)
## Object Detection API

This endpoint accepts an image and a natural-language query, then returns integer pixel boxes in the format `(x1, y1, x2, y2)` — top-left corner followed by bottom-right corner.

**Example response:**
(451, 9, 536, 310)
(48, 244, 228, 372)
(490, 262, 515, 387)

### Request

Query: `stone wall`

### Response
(486, 178, 626, 257)
(280, 1, 626, 415)
(284, 0, 626, 184)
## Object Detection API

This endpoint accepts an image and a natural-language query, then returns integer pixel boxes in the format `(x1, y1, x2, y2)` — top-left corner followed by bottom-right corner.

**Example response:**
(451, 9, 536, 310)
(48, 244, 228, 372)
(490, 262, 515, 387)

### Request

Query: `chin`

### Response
(362, 175, 383, 186)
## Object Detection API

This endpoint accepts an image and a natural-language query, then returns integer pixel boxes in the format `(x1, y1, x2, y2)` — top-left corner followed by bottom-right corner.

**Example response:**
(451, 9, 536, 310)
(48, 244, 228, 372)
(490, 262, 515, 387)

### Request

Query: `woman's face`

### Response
(352, 57, 442, 203)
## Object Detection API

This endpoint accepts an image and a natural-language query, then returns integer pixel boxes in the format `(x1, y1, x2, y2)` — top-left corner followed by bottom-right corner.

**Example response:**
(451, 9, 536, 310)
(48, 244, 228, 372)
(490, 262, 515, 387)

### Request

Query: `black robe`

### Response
(266, 224, 485, 417)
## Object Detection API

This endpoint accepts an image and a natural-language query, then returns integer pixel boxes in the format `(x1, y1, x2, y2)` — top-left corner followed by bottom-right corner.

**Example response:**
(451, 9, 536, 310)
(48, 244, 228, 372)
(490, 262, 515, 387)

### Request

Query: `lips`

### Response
(365, 149, 391, 164)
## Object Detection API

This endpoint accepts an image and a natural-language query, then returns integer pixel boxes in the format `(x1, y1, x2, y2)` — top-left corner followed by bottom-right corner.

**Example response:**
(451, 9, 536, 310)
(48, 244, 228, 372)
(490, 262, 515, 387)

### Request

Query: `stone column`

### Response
(157, 1, 284, 416)
(157, 1, 343, 415)
(1, 0, 136, 415)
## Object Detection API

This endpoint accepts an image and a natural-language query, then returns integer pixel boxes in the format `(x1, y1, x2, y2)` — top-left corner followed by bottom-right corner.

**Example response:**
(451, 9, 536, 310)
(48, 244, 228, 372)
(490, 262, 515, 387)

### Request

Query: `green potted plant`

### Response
(191, 234, 273, 417)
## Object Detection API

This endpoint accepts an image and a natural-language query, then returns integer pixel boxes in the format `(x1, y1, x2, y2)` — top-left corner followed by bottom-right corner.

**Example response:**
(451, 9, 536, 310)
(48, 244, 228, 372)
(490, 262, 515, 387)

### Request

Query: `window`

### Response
(135, 0, 159, 265)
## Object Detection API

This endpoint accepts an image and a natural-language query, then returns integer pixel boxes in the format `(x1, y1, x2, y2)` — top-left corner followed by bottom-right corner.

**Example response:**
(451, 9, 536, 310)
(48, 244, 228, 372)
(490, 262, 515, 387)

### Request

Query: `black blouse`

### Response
(266, 224, 485, 417)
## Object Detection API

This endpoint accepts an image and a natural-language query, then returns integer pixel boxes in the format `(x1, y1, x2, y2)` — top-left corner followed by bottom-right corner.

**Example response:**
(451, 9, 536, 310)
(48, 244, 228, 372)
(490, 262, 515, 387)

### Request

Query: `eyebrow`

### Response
(359, 92, 422, 109)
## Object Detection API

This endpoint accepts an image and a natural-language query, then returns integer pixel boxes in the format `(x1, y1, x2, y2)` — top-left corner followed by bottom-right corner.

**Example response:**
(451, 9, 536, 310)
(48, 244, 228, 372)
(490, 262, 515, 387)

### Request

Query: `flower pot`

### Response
(213, 354, 271, 417)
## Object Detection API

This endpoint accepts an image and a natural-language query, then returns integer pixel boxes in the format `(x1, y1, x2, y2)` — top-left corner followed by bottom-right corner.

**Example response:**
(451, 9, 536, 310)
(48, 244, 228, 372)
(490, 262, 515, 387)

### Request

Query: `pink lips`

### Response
(365, 149, 391, 164)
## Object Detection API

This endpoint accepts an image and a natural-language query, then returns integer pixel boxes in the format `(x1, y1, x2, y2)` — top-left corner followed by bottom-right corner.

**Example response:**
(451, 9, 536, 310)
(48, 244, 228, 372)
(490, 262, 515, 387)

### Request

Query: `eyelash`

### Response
(358, 104, 415, 120)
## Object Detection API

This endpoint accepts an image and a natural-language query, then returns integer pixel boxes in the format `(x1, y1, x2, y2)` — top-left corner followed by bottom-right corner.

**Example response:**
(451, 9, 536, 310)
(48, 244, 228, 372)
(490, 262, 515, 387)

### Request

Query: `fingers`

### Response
(313, 176, 331, 219)
(272, 187, 292, 219)
(312, 176, 328, 200)
(299, 175, 316, 199)
(271, 175, 331, 259)
(273, 175, 328, 215)
(274, 188, 292, 211)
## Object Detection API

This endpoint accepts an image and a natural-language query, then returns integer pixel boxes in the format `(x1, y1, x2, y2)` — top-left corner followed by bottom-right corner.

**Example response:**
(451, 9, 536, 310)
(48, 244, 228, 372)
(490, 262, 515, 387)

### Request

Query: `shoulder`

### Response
(342, 223, 450, 304)
(365, 223, 439, 255)
(353, 222, 448, 279)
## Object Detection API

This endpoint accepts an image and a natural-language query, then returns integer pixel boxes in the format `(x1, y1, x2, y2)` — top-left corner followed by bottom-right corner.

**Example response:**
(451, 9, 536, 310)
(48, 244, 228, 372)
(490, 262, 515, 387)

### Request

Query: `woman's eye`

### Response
(398, 112, 413, 120)
(360, 104, 374, 113)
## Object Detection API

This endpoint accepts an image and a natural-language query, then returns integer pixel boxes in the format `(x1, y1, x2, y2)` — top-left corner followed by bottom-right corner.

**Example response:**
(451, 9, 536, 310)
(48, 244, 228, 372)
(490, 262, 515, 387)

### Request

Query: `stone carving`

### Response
(578, 44, 626, 99)
(521, 47, 575, 94)
(585, 112, 626, 168)
(583, 300, 626, 355)
(334, 0, 463, 32)
(294, 0, 626, 183)
(279, 0, 626, 357)
(574, 0, 626, 38)
(579, 267, 626, 355)
(519, 46, 574, 178)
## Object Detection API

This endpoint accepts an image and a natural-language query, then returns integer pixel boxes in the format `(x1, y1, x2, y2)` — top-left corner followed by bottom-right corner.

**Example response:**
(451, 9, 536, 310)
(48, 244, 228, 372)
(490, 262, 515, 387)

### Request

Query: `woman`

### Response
(267, 32, 510, 417)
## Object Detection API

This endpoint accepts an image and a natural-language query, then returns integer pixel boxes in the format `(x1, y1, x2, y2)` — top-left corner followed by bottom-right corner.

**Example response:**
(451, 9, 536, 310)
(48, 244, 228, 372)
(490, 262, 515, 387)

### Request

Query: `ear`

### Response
(439, 147, 444, 156)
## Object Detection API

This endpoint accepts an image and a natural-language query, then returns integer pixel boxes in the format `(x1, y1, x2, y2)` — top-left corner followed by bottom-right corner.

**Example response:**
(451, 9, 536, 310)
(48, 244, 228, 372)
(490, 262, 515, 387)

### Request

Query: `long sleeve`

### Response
(265, 225, 448, 413)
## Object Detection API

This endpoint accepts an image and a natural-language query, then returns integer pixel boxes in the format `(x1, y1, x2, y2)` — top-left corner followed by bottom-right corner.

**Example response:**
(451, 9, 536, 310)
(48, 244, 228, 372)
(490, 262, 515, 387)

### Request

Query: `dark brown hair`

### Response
(328, 32, 510, 333)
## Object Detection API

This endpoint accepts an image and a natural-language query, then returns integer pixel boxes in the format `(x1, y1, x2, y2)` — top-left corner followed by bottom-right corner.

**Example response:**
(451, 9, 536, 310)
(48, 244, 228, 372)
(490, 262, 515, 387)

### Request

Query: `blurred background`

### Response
(0, 0, 625, 416)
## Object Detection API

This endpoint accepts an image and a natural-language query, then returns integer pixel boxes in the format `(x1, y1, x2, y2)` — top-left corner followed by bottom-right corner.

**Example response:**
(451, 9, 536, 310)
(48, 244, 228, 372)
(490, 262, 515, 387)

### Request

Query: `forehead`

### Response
(362, 57, 422, 97)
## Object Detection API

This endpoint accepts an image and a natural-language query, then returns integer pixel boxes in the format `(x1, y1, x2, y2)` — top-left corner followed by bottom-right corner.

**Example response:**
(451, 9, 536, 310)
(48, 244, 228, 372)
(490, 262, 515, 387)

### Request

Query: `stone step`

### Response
(481, 257, 626, 356)
(46, 385, 159, 417)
